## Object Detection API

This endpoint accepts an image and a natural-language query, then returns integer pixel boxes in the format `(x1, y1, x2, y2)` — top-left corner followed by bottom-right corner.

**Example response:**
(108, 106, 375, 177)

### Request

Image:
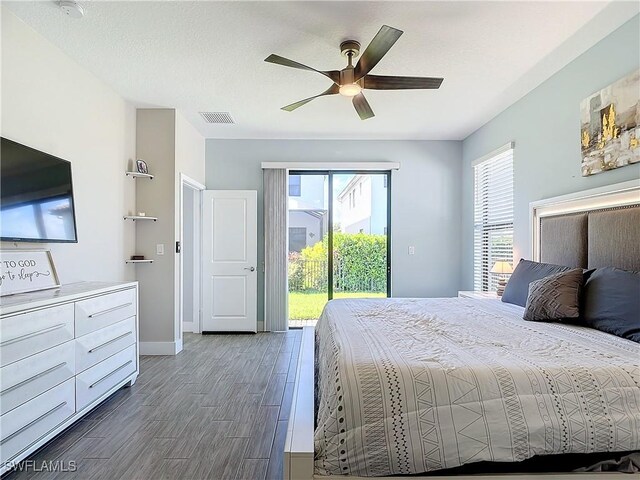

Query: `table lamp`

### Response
(491, 261, 513, 296)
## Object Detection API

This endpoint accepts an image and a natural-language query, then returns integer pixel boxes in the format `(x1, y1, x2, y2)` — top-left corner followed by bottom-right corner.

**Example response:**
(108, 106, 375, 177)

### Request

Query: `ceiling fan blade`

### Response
(363, 75, 443, 90)
(354, 25, 403, 80)
(281, 84, 340, 112)
(352, 93, 374, 120)
(265, 54, 340, 83)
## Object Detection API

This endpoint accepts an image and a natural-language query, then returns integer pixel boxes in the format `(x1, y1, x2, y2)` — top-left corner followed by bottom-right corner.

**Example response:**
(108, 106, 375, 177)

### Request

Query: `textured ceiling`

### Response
(4, 1, 636, 140)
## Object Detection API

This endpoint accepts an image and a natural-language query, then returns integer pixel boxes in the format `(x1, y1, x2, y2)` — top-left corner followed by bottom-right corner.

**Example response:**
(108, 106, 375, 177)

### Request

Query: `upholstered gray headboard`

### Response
(539, 212, 588, 268)
(533, 182, 640, 272)
(539, 204, 640, 271)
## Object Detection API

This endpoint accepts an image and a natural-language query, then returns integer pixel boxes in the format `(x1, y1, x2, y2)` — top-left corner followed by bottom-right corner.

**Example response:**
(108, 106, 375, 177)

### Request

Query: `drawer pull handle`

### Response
(0, 402, 67, 445)
(89, 360, 133, 389)
(0, 324, 66, 347)
(1, 362, 68, 396)
(89, 332, 133, 353)
(88, 303, 133, 318)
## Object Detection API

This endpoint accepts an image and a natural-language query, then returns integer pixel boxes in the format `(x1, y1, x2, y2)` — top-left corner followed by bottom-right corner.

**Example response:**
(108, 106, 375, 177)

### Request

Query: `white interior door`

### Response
(202, 190, 257, 332)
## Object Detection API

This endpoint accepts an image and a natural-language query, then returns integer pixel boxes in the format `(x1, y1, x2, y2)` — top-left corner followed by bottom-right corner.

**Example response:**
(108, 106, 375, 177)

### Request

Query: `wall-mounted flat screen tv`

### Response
(1, 138, 78, 243)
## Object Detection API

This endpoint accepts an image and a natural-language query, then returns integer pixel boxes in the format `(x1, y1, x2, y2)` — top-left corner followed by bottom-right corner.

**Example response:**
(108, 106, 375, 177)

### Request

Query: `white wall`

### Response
(340, 176, 373, 233)
(289, 175, 326, 210)
(182, 185, 195, 329)
(175, 113, 206, 185)
(173, 112, 205, 343)
(206, 139, 463, 330)
(371, 176, 387, 235)
(289, 211, 324, 250)
(1, 9, 136, 283)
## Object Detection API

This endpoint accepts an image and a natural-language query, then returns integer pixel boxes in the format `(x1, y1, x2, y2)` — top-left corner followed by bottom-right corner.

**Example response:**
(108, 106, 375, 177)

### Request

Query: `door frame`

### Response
(288, 170, 392, 301)
(179, 173, 206, 337)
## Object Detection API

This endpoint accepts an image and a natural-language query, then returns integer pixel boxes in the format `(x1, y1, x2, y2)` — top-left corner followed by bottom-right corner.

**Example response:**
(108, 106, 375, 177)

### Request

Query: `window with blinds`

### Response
(473, 145, 514, 292)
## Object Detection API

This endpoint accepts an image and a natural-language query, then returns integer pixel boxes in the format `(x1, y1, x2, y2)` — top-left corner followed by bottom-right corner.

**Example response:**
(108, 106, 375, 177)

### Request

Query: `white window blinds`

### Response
(473, 145, 514, 292)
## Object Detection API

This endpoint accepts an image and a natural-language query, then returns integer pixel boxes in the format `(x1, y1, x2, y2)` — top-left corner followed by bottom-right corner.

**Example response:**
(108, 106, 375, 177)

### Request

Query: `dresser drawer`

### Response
(0, 304, 74, 366)
(75, 289, 136, 337)
(0, 341, 75, 415)
(75, 344, 136, 412)
(0, 378, 75, 465)
(75, 317, 136, 373)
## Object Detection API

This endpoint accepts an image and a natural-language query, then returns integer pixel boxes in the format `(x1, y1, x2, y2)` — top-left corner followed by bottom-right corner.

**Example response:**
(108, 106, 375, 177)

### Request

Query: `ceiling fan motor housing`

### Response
(340, 40, 361, 59)
(340, 68, 356, 86)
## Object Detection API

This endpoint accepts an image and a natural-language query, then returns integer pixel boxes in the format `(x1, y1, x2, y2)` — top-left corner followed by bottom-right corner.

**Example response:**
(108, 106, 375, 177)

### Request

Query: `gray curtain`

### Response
(264, 168, 288, 331)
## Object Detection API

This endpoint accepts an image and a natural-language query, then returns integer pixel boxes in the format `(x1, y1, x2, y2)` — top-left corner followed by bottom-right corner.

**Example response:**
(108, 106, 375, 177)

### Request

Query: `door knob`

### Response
(244, 267, 255, 272)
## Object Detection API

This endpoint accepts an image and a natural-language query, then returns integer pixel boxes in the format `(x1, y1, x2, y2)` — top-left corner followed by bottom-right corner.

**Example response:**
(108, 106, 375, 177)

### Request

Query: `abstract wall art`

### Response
(580, 69, 639, 176)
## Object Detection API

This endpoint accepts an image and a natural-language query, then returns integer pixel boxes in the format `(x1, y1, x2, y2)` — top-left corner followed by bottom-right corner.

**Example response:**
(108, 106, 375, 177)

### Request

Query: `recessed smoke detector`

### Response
(199, 112, 235, 124)
(59, 1, 84, 19)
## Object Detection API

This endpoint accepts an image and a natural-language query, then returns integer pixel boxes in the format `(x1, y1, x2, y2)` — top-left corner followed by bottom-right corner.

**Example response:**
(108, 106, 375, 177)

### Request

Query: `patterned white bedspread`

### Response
(314, 298, 640, 476)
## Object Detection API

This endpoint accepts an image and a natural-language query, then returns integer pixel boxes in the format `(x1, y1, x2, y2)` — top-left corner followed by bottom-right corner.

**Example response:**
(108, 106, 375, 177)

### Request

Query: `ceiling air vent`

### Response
(199, 112, 235, 124)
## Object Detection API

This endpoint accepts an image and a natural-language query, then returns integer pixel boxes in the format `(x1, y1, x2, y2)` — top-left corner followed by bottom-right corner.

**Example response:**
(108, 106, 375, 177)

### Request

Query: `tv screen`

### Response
(1, 138, 78, 243)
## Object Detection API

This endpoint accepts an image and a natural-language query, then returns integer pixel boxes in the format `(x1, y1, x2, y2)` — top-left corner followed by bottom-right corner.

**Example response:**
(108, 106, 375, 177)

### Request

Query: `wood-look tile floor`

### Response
(5, 330, 302, 480)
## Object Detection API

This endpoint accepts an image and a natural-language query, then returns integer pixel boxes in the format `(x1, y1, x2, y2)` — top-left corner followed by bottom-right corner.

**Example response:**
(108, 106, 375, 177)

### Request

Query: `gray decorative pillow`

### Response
(582, 267, 640, 342)
(523, 269, 584, 322)
(502, 259, 571, 307)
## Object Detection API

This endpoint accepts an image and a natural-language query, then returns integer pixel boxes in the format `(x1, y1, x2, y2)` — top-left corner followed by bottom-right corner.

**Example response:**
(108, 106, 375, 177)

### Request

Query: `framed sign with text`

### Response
(0, 250, 61, 296)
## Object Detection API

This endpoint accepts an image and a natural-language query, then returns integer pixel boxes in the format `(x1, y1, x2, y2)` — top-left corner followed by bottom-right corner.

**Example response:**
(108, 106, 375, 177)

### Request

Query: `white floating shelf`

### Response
(123, 215, 157, 221)
(125, 171, 154, 180)
(125, 259, 154, 264)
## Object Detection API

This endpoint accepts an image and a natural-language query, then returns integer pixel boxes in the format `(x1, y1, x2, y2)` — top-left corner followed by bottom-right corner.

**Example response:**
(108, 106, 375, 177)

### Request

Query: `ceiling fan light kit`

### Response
(339, 83, 362, 97)
(265, 25, 444, 120)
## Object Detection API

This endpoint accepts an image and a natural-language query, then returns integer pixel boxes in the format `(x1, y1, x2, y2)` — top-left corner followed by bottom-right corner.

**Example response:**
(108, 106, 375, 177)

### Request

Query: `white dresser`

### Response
(0, 282, 139, 474)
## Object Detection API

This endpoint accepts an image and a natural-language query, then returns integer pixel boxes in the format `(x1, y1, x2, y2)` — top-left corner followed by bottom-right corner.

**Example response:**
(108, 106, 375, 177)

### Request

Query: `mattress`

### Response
(314, 297, 640, 476)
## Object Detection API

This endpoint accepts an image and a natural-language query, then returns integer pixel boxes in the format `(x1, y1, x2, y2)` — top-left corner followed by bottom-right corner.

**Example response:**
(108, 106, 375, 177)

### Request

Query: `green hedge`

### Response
(289, 233, 387, 292)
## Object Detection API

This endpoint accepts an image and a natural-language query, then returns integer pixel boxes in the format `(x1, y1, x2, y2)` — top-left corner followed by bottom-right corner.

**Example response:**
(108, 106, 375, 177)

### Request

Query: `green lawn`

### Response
(289, 291, 386, 320)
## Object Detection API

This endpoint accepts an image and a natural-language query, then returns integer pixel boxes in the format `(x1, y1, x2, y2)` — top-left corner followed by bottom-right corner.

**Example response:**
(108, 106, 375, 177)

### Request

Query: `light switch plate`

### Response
(156, 244, 165, 255)
(408, 246, 415, 255)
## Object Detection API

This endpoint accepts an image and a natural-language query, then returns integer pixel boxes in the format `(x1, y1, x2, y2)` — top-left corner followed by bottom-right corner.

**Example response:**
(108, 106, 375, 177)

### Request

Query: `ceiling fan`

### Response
(265, 25, 443, 120)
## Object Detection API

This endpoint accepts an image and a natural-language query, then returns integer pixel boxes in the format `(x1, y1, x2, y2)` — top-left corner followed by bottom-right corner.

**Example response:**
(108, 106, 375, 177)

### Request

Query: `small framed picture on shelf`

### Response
(136, 159, 149, 174)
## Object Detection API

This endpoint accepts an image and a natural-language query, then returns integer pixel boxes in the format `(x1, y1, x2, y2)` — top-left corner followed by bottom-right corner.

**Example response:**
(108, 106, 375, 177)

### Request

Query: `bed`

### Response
(284, 180, 640, 479)
(314, 297, 639, 476)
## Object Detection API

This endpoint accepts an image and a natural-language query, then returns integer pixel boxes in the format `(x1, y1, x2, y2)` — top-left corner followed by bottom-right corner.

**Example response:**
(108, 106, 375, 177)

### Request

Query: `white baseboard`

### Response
(183, 321, 195, 333)
(140, 341, 181, 356)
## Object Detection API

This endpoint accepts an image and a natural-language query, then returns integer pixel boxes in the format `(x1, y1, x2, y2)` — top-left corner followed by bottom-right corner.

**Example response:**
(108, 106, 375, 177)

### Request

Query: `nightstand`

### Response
(458, 291, 499, 300)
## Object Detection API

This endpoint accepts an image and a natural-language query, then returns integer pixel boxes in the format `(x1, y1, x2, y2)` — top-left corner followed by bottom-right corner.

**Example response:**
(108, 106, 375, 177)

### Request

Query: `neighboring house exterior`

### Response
(287, 173, 386, 253)
(337, 174, 387, 235)
(288, 174, 328, 252)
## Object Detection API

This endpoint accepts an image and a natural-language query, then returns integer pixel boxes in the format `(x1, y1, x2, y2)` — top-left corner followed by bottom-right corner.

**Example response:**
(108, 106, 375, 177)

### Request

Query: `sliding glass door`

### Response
(332, 173, 390, 301)
(288, 171, 391, 327)
(287, 173, 330, 326)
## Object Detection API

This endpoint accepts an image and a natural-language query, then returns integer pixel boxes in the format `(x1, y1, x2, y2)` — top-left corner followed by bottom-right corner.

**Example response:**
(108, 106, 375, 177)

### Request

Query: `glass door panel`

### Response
(332, 173, 389, 300)
(288, 173, 329, 326)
